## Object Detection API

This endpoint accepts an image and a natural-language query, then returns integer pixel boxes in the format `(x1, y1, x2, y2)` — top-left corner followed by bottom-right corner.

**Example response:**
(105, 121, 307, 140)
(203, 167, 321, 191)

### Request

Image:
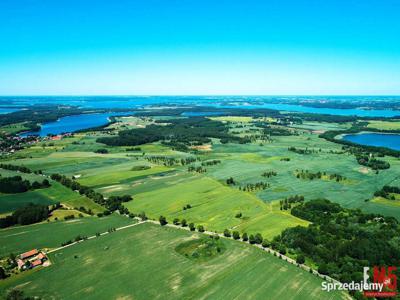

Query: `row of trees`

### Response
(238, 182, 270, 192)
(145, 156, 198, 166)
(295, 170, 346, 182)
(288, 147, 314, 155)
(201, 159, 221, 166)
(187, 166, 206, 173)
(261, 171, 277, 178)
(50, 173, 132, 213)
(0, 163, 32, 174)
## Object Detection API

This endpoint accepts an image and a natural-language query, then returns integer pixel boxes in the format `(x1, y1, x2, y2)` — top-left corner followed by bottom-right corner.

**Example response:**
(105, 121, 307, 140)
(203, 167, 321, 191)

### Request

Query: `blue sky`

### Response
(0, 0, 399, 95)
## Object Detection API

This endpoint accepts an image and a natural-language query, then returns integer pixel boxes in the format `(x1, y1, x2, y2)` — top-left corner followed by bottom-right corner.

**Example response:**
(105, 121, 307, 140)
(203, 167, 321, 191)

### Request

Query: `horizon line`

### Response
(1, 94, 400, 97)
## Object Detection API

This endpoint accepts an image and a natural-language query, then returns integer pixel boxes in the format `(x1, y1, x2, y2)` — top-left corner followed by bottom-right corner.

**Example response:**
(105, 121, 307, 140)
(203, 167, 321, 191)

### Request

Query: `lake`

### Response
(342, 132, 400, 151)
(3, 96, 400, 117)
(214, 103, 400, 117)
(0, 108, 20, 114)
(20, 112, 133, 137)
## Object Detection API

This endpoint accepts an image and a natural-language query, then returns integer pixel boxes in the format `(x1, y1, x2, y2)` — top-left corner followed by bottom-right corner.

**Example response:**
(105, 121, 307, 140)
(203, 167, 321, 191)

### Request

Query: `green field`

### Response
(125, 176, 309, 239)
(0, 169, 103, 214)
(367, 120, 400, 130)
(0, 214, 134, 256)
(0, 223, 345, 300)
(0, 122, 30, 135)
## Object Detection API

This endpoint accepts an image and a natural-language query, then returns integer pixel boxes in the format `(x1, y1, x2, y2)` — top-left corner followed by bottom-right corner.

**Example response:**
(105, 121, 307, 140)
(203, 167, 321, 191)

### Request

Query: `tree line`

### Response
(0, 175, 50, 194)
(50, 173, 132, 214)
(0, 203, 50, 228)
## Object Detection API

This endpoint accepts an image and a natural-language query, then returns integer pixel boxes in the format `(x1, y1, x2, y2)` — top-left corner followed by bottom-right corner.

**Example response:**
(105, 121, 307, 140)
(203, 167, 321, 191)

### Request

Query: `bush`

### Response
(318, 263, 329, 275)
(262, 240, 270, 248)
(197, 225, 205, 232)
(94, 148, 108, 154)
(232, 231, 240, 240)
(242, 232, 248, 242)
(223, 229, 231, 237)
(64, 214, 75, 220)
(296, 254, 305, 264)
(159, 215, 167, 226)
(173, 218, 180, 225)
(249, 234, 256, 244)
(189, 223, 195, 231)
(138, 212, 147, 220)
(181, 219, 187, 227)
(254, 233, 263, 244)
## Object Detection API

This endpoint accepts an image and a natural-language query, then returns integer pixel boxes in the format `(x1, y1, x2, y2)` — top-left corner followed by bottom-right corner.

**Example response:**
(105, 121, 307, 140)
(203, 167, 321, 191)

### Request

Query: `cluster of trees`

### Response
(355, 154, 390, 170)
(272, 199, 400, 287)
(260, 125, 296, 136)
(94, 148, 108, 154)
(182, 204, 192, 211)
(280, 195, 304, 210)
(131, 165, 151, 171)
(126, 147, 142, 152)
(97, 117, 250, 149)
(295, 170, 346, 182)
(226, 177, 235, 185)
(288, 147, 315, 155)
(201, 159, 221, 166)
(374, 185, 400, 200)
(261, 171, 277, 178)
(145, 156, 198, 166)
(0, 203, 49, 228)
(0, 176, 50, 193)
(238, 182, 270, 192)
(187, 166, 206, 173)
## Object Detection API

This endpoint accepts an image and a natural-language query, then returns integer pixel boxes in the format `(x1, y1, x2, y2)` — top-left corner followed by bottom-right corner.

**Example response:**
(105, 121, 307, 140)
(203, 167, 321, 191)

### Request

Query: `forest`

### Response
(271, 199, 400, 291)
(0, 176, 50, 193)
(97, 117, 249, 149)
(0, 203, 50, 228)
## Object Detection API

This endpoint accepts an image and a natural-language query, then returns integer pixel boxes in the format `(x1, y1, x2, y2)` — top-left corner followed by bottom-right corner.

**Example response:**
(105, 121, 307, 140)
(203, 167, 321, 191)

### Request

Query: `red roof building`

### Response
(20, 249, 39, 260)
(17, 259, 25, 269)
(37, 253, 46, 260)
(31, 259, 43, 267)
